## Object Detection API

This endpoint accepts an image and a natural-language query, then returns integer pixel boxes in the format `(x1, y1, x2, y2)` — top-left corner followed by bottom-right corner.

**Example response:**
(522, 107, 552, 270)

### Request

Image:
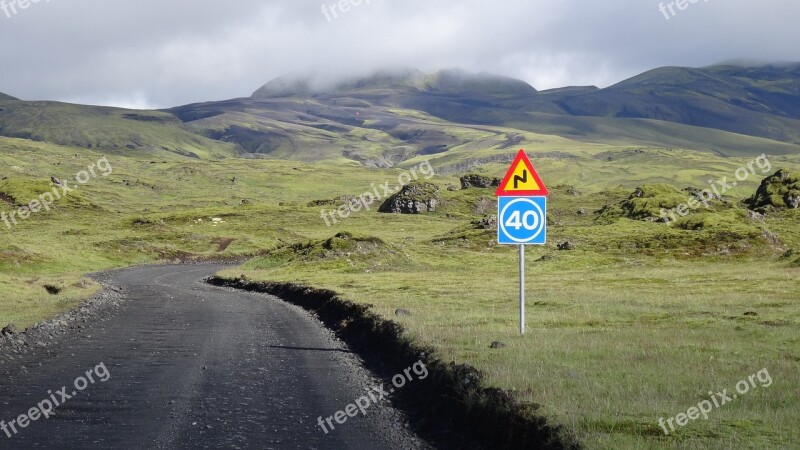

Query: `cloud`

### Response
(0, 0, 798, 108)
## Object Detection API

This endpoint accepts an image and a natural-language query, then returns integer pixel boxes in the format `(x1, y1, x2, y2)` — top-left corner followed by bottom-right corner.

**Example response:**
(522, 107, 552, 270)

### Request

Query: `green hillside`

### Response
(553, 64, 800, 143)
(0, 99, 238, 159)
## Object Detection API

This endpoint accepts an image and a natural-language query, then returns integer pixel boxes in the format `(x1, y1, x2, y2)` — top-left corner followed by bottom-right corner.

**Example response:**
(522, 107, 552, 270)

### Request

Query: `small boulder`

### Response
(395, 309, 412, 317)
(746, 169, 800, 211)
(460, 174, 500, 190)
(557, 241, 575, 251)
(473, 215, 498, 230)
(379, 182, 440, 214)
(489, 341, 506, 349)
(44, 285, 62, 295)
(567, 188, 582, 197)
(2, 324, 19, 336)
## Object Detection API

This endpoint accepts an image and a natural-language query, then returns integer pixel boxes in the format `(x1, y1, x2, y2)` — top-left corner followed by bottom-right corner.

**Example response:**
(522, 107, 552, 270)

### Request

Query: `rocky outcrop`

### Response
(379, 182, 439, 214)
(460, 174, 500, 189)
(747, 170, 800, 211)
(473, 215, 497, 230)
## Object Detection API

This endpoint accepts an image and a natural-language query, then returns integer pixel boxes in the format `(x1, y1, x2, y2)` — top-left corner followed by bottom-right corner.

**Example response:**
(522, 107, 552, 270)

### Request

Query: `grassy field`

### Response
(1, 131, 798, 449)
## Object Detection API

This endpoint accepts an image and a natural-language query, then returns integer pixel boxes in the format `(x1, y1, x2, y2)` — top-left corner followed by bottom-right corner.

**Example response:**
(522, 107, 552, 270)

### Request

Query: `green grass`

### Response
(222, 250, 799, 449)
(1, 131, 799, 449)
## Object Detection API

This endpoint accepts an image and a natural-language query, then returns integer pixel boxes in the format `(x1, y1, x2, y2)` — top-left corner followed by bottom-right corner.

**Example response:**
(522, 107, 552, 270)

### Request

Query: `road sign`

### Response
(496, 150, 549, 197)
(495, 150, 550, 335)
(497, 196, 547, 245)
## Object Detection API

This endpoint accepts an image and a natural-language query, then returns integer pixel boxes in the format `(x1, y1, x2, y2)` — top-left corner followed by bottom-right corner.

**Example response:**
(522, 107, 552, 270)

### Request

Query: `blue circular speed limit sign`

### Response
(497, 197, 547, 245)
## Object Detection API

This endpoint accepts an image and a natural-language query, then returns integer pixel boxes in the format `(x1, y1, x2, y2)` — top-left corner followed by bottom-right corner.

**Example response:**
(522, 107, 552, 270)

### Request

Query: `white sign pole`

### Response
(519, 244, 525, 335)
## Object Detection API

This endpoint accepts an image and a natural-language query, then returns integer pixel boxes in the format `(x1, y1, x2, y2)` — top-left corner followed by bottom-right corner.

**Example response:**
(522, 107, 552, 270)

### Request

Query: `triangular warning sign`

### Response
(496, 150, 549, 196)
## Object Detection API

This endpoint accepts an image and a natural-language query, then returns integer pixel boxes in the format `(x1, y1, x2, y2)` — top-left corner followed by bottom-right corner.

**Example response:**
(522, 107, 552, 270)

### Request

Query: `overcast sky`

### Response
(1, 0, 798, 109)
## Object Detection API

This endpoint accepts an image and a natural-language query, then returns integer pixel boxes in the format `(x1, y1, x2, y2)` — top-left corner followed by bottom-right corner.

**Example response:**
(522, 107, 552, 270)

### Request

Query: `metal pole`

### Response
(520, 244, 525, 335)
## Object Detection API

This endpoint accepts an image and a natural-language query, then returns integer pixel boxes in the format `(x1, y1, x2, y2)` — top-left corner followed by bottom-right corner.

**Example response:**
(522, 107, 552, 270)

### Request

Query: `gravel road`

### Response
(0, 264, 430, 449)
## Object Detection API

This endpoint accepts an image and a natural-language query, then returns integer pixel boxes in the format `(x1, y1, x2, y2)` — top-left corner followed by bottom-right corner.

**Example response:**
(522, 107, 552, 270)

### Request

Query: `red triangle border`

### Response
(495, 150, 549, 197)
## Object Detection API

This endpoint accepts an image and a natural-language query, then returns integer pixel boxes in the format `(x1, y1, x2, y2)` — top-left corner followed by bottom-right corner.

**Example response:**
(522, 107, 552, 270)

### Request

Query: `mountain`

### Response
(2, 64, 800, 166)
(550, 64, 800, 143)
(0, 92, 18, 101)
(251, 69, 537, 99)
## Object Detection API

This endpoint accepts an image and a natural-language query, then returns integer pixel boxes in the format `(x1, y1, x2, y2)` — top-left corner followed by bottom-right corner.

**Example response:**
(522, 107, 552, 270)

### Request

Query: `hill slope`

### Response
(551, 64, 800, 143)
(0, 100, 238, 159)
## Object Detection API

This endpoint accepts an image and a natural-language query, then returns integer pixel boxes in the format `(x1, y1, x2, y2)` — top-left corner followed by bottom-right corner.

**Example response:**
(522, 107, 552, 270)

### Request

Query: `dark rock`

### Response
(473, 215, 497, 230)
(2, 324, 19, 336)
(460, 174, 500, 190)
(567, 188, 582, 196)
(379, 182, 439, 214)
(557, 241, 575, 251)
(44, 285, 62, 295)
(447, 185, 459, 192)
(577, 208, 586, 215)
(746, 169, 800, 210)
(51, 176, 62, 186)
(743, 311, 758, 317)
(395, 309, 412, 317)
(489, 341, 506, 349)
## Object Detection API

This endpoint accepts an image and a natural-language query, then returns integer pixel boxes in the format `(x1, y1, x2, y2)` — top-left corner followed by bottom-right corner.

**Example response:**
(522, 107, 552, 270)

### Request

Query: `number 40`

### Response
(505, 210, 539, 231)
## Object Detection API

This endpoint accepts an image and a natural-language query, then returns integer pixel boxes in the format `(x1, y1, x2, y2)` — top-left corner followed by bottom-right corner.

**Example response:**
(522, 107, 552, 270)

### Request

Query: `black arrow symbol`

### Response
(513, 170, 528, 189)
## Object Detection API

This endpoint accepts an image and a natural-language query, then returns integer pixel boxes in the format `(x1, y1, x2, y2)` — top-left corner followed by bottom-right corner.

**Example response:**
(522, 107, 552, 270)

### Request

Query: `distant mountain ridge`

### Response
(0, 92, 17, 101)
(2, 63, 800, 164)
(248, 63, 800, 144)
(251, 68, 537, 99)
(553, 64, 800, 142)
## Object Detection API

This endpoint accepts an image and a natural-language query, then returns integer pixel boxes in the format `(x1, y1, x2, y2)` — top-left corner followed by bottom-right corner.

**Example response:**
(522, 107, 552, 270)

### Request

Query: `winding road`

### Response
(0, 265, 429, 449)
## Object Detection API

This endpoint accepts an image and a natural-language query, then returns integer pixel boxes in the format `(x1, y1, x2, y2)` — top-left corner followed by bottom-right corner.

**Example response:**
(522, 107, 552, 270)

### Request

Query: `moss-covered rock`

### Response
(460, 174, 500, 189)
(287, 232, 385, 258)
(598, 184, 691, 221)
(746, 170, 800, 211)
(379, 182, 440, 214)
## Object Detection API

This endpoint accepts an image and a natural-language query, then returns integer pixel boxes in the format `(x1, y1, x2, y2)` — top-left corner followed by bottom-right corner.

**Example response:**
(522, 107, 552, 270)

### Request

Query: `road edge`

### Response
(206, 275, 581, 450)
